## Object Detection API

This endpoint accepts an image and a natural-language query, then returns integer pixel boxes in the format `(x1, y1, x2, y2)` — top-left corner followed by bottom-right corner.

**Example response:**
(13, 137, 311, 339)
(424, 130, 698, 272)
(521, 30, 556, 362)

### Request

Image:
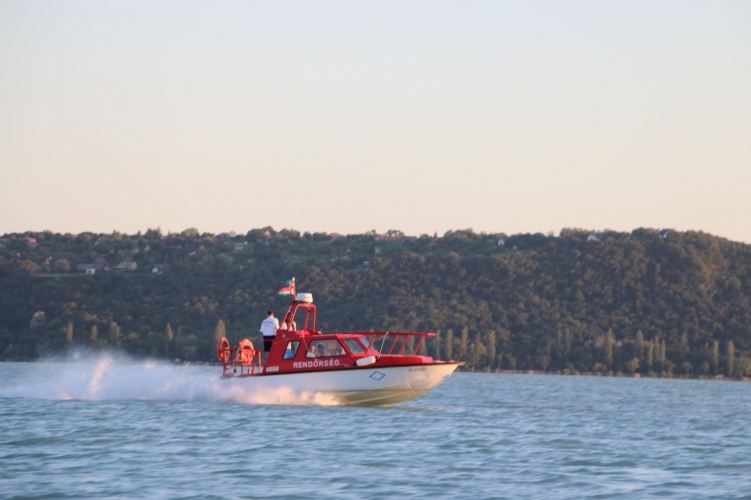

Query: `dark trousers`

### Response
(263, 338, 274, 352)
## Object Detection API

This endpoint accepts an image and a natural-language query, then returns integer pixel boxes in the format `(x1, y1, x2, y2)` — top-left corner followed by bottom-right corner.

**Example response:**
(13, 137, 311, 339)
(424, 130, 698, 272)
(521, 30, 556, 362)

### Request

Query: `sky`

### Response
(1, 1, 749, 241)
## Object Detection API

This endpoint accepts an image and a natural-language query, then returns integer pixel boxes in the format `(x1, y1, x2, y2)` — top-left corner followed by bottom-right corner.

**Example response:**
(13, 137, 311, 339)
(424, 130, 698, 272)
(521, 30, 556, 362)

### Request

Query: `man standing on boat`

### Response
(260, 310, 279, 352)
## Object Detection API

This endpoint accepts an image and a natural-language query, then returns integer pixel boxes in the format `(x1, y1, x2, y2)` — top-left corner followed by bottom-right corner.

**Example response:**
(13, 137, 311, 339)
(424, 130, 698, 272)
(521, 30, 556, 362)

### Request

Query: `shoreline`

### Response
(464, 368, 751, 382)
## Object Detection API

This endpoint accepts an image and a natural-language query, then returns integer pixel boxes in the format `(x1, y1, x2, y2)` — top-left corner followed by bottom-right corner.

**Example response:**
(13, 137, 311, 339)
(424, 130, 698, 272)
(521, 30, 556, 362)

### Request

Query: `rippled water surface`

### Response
(2, 356, 751, 499)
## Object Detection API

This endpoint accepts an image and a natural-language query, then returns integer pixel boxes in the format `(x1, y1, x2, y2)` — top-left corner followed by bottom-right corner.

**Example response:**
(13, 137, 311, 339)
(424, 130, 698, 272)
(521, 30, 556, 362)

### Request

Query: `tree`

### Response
(30, 311, 46, 330)
(65, 322, 73, 343)
(444, 329, 453, 360)
(626, 357, 640, 373)
(680, 332, 689, 361)
(90, 325, 98, 341)
(505, 353, 517, 370)
(165, 323, 174, 358)
(3, 227, 751, 368)
(459, 327, 469, 359)
(109, 322, 121, 346)
(699, 361, 710, 376)
(175, 325, 183, 358)
(660, 340, 667, 372)
(647, 339, 654, 372)
(711, 340, 719, 375)
(538, 355, 549, 371)
(727, 341, 735, 377)
(432, 331, 441, 359)
(486, 330, 497, 369)
(54, 259, 70, 273)
(636, 330, 644, 360)
(605, 330, 614, 366)
(214, 319, 226, 341)
(555, 329, 571, 367)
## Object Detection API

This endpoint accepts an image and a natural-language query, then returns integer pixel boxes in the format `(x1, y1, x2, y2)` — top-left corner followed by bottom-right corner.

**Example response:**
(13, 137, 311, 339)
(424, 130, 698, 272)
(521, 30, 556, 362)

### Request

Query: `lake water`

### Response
(1, 355, 750, 499)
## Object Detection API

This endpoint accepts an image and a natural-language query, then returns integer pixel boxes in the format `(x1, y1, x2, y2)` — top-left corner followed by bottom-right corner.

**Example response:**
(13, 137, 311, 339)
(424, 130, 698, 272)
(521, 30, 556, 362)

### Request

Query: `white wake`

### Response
(0, 351, 338, 406)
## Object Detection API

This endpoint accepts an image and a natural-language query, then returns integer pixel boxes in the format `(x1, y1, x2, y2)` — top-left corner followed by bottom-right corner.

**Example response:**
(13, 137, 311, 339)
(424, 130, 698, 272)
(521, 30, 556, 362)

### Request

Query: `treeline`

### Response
(1, 227, 751, 378)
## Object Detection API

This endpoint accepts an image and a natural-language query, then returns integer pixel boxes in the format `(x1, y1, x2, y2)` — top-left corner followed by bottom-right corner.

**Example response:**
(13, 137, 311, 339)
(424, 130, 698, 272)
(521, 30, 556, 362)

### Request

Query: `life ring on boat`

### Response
(217, 337, 231, 364)
(237, 338, 255, 365)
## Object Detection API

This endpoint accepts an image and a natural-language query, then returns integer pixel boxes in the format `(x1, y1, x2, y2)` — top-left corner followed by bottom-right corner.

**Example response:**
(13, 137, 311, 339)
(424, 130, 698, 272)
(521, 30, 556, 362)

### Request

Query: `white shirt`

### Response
(279, 320, 296, 331)
(260, 316, 279, 338)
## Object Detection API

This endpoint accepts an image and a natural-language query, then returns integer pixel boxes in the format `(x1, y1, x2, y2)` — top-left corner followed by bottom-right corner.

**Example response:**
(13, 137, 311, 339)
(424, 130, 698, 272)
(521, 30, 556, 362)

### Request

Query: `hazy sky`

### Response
(1, 1, 749, 241)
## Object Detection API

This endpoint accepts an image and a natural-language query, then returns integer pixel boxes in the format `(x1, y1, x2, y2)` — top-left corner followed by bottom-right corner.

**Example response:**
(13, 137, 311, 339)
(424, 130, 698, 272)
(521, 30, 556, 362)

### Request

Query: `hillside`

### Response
(2, 227, 751, 377)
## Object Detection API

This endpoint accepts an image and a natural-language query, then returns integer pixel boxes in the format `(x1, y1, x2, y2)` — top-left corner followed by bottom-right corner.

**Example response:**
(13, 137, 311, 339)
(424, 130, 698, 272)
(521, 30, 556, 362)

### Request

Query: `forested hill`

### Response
(2, 227, 751, 377)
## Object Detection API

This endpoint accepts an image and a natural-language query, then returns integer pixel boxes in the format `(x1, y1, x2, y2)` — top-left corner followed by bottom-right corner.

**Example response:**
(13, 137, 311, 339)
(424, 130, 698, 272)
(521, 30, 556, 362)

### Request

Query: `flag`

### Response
(278, 286, 292, 297)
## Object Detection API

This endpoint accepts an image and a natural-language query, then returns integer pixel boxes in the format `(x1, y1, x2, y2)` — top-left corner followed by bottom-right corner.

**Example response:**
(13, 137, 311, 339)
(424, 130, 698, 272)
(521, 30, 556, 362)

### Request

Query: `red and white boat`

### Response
(217, 278, 463, 405)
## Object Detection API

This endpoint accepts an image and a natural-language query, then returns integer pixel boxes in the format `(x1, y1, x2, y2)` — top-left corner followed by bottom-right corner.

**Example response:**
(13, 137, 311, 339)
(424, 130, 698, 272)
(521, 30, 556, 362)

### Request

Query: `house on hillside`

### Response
(497, 238, 505, 247)
(75, 263, 104, 274)
(233, 242, 248, 252)
(659, 229, 672, 239)
(587, 233, 601, 242)
(114, 261, 137, 272)
(152, 265, 166, 275)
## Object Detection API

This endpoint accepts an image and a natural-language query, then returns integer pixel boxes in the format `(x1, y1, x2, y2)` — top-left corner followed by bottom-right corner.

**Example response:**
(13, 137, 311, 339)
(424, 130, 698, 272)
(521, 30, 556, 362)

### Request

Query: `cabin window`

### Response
(283, 341, 300, 360)
(305, 339, 346, 358)
(343, 337, 366, 355)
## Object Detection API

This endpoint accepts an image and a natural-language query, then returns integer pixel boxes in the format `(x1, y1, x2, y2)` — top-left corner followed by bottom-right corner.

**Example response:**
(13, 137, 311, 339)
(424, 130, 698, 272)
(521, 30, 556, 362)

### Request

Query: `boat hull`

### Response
(239, 363, 460, 406)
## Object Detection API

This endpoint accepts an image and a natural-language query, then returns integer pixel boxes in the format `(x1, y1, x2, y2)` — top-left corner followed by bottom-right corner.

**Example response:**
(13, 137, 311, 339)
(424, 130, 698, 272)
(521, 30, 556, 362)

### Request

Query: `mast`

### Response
(281, 278, 297, 325)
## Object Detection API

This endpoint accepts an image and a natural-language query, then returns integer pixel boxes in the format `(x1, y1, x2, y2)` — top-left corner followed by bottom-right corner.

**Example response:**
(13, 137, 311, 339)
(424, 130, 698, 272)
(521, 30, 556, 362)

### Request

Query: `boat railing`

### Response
(219, 344, 263, 377)
(354, 332, 435, 357)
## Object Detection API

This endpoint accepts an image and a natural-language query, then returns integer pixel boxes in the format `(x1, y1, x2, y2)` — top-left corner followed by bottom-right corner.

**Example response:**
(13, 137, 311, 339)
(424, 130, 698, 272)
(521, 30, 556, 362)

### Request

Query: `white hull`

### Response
(242, 363, 460, 405)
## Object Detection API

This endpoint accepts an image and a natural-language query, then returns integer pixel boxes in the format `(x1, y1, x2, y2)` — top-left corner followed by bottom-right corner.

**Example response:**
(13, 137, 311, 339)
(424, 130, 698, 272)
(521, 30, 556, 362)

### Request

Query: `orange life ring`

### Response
(217, 337, 231, 364)
(237, 338, 255, 365)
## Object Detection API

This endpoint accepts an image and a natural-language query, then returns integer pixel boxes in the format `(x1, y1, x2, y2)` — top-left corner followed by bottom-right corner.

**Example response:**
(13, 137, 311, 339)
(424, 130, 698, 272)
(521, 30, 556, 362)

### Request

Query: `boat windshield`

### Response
(343, 337, 366, 355)
(306, 339, 346, 358)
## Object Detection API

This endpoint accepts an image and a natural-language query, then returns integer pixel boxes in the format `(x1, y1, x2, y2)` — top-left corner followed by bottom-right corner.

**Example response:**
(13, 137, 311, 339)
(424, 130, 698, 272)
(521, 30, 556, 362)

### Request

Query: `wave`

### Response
(0, 350, 338, 406)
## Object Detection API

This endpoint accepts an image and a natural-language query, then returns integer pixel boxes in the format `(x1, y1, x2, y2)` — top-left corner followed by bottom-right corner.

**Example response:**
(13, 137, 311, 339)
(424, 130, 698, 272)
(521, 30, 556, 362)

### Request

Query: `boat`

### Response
(217, 278, 463, 405)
